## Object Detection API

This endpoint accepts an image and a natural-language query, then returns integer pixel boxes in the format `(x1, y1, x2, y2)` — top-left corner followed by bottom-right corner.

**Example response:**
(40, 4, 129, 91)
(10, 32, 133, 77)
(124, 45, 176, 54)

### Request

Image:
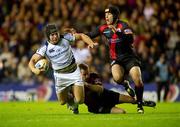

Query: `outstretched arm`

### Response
(86, 26, 101, 39)
(74, 33, 98, 48)
(119, 94, 136, 104)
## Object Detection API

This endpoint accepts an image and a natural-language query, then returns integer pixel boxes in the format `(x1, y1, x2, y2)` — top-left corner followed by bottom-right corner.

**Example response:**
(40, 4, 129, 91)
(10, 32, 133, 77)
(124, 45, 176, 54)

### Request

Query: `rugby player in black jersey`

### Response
(86, 5, 145, 113)
(78, 63, 156, 114)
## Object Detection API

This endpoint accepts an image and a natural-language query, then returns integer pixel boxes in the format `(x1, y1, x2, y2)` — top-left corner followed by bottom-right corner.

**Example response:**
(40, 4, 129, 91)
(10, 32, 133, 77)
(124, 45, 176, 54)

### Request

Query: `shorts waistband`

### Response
(55, 62, 77, 73)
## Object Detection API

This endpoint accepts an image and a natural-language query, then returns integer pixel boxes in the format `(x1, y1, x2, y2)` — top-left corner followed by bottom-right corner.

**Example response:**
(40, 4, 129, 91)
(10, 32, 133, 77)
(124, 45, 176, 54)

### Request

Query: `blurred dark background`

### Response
(0, 0, 179, 88)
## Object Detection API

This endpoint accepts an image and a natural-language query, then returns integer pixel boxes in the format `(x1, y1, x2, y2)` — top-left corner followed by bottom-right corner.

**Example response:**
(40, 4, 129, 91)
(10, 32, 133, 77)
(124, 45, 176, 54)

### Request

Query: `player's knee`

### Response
(113, 76, 124, 84)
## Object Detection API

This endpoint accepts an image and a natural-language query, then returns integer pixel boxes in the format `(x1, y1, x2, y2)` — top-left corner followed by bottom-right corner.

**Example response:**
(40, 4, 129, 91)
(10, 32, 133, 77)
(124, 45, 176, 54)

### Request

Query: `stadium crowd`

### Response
(0, 0, 179, 86)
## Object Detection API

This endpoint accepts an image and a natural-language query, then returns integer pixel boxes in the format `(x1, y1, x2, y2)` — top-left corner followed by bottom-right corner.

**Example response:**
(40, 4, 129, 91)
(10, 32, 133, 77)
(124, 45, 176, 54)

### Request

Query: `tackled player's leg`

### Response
(69, 84, 84, 114)
(57, 88, 69, 105)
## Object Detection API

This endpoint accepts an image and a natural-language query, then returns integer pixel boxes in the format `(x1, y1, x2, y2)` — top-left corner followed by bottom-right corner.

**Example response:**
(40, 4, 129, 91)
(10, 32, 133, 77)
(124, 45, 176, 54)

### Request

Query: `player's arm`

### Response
(121, 22, 134, 44)
(122, 27, 133, 44)
(84, 82, 103, 93)
(86, 26, 101, 39)
(28, 53, 44, 75)
(115, 22, 134, 44)
(74, 33, 98, 48)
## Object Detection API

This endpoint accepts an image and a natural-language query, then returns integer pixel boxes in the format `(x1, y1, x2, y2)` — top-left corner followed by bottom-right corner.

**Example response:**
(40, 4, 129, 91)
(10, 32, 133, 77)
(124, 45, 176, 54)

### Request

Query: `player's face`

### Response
(105, 9, 113, 25)
(80, 69, 89, 81)
(49, 32, 59, 44)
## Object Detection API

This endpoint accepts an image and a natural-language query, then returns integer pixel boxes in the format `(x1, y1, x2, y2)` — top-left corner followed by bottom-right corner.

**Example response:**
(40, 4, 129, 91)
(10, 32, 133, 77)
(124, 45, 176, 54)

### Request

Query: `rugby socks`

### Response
(73, 99, 79, 114)
(135, 86, 144, 106)
(66, 94, 79, 114)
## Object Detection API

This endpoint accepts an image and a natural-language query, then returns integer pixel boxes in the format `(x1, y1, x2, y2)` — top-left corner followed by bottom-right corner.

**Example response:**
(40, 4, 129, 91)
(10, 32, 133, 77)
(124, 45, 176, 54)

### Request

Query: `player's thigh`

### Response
(111, 64, 125, 82)
(72, 84, 84, 103)
(56, 88, 69, 105)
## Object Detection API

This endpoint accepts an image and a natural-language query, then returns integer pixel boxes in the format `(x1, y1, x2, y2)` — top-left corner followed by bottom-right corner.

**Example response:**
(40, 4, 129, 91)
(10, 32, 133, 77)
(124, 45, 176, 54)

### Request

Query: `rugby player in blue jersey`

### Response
(29, 24, 97, 114)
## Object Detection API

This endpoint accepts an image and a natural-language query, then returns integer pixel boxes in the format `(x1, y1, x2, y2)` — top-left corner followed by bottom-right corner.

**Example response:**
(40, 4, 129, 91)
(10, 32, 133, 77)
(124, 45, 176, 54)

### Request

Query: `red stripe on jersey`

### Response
(99, 25, 108, 33)
(110, 34, 118, 59)
(117, 23, 123, 29)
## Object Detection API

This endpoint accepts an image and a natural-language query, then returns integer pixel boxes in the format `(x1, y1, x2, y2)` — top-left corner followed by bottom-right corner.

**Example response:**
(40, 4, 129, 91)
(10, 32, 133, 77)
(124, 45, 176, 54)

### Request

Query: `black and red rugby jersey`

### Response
(87, 20, 134, 60)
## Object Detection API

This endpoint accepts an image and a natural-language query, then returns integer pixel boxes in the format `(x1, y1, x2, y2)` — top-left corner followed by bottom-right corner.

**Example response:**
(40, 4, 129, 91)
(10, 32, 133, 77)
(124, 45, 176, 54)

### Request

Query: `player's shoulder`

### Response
(61, 33, 75, 42)
(36, 41, 49, 56)
(117, 20, 133, 34)
(98, 24, 108, 33)
(117, 20, 129, 27)
(38, 41, 49, 50)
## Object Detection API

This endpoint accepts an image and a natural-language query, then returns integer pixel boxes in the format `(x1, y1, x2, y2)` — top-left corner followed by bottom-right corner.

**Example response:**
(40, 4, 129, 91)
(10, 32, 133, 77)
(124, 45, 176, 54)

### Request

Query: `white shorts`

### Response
(54, 66, 84, 93)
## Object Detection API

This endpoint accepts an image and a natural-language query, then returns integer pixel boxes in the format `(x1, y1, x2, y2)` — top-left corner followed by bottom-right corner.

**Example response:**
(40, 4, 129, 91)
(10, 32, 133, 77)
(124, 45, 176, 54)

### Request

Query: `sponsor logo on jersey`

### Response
(49, 49, 55, 53)
(103, 30, 111, 34)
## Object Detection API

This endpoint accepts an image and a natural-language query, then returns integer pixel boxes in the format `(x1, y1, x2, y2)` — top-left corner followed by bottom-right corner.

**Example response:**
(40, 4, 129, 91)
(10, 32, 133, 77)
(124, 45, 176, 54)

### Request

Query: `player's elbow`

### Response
(122, 34, 133, 44)
(28, 60, 33, 71)
(28, 58, 36, 68)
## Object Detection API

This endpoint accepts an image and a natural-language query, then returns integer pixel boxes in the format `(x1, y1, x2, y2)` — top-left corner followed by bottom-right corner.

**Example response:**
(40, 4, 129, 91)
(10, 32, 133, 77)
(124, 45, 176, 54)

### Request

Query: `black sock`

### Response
(135, 86, 144, 106)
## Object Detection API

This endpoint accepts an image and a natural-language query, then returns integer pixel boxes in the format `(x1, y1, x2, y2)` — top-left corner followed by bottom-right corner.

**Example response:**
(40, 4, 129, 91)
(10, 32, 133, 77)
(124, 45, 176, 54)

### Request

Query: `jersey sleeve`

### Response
(121, 22, 134, 44)
(86, 26, 101, 39)
(36, 45, 47, 57)
(63, 33, 75, 43)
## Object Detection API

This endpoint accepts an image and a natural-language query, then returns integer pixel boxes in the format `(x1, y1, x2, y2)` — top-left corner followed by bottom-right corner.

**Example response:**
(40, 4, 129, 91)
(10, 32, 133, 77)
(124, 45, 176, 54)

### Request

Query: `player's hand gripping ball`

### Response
(35, 59, 49, 72)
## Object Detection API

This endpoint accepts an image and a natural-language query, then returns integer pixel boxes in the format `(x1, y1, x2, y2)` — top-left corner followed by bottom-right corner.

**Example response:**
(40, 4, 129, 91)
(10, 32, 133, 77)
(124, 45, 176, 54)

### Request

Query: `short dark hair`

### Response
(106, 5, 120, 22)
(45, 24, 58, 40)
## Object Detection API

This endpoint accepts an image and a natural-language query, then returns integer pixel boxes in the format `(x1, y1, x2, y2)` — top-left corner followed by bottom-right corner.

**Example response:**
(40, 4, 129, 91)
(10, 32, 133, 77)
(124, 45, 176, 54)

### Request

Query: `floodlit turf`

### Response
(0, 102, 179, 127)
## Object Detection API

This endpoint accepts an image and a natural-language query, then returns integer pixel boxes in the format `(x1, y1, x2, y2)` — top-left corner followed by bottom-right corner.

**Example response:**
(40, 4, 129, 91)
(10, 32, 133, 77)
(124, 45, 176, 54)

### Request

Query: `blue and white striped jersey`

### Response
(36, 33, 75, 70)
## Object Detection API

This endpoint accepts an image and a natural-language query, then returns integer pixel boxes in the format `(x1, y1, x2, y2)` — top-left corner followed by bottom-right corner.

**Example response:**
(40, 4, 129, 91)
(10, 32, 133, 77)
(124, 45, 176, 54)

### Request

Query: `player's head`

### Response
(79, 63, 89, 81)
(45, 24, 59, 44)
(105, 5, 120, 25)
(87, 73, 102, 85)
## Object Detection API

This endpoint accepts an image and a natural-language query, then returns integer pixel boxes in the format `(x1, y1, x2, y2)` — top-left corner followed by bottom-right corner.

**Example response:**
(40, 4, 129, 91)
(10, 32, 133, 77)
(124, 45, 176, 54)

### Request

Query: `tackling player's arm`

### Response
(74, 33, 98, 48)
(86, 26, 101, 39)
(28, 53, 44, 75)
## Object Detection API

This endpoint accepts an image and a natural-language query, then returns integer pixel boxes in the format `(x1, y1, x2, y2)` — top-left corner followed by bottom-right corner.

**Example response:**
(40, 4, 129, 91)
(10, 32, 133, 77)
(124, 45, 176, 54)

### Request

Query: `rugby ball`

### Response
(35, 59, 49, 71)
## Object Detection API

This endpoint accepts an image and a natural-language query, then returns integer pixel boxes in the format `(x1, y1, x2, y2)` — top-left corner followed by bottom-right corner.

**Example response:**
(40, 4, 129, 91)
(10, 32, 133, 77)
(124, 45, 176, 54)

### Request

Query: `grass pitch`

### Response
(0, 102, 179, 127)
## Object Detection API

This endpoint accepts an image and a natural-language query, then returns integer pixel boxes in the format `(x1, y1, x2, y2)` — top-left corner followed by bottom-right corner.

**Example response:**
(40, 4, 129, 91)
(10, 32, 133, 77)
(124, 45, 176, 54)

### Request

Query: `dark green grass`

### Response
(0, 102, 179, 127)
